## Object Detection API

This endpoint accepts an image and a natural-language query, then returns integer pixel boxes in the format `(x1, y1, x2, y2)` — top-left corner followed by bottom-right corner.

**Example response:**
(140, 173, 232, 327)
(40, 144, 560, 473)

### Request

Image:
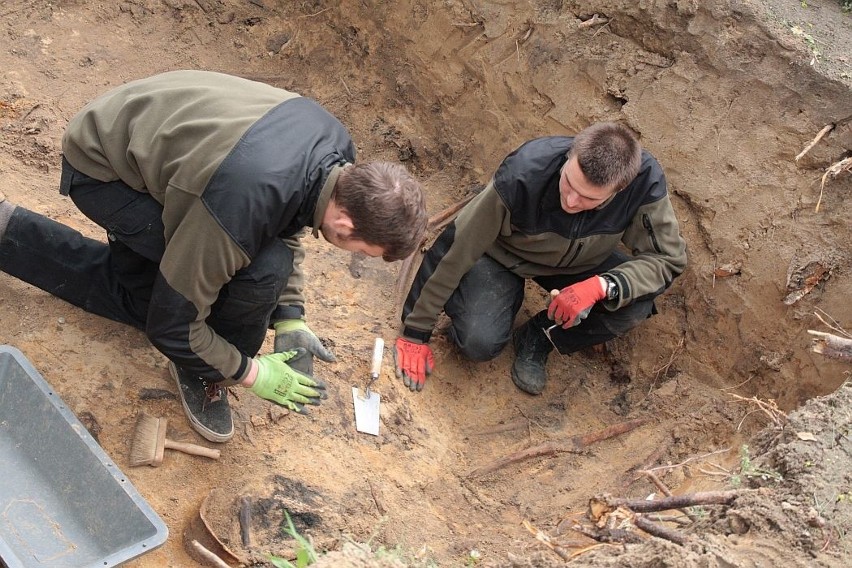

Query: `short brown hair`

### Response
(334, 162, 428, 261)
(568, 122, 642, 192)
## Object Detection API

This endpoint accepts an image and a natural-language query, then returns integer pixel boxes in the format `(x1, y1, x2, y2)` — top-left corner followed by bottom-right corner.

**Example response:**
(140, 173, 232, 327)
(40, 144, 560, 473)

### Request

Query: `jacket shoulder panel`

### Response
(201, 97, 356, 258)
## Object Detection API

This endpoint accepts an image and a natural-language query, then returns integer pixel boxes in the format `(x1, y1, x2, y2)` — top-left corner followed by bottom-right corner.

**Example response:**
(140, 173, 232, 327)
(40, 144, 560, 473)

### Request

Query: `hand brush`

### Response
(130, 411, 221, 467)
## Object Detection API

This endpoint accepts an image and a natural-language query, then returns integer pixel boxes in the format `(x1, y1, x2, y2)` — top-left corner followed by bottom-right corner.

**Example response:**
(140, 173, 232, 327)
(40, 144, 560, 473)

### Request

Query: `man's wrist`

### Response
(600, 274, 619, 301)
(274, 319, 307, 334)
(241, 359, 259, 387)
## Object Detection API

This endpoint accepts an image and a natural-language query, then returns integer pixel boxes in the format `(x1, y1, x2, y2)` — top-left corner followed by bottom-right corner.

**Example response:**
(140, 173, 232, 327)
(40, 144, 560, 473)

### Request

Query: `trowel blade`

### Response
(352, 386, 380, 436)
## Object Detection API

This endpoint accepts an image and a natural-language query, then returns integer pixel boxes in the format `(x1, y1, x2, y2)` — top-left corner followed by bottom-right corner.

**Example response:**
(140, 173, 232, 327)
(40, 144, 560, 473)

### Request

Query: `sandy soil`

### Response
(0, 1, 850, 566)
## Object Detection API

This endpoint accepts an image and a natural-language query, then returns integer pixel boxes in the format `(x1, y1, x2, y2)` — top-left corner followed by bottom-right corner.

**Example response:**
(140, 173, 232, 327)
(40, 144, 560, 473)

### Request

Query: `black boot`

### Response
(511, 316, 554, 395)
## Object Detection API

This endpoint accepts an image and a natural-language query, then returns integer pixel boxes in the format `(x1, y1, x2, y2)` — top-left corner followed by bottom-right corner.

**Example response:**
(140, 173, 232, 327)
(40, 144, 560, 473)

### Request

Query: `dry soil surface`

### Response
(1, 1, 851, 567)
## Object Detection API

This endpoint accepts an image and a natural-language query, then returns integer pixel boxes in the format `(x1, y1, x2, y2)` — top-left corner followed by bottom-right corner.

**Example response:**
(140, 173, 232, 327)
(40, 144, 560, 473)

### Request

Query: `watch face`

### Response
(607, 279, 617, 300)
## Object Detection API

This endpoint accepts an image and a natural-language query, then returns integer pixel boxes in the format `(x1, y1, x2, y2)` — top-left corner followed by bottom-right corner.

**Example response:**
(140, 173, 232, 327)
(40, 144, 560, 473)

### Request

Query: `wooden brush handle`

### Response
(164, 439, 221, 460)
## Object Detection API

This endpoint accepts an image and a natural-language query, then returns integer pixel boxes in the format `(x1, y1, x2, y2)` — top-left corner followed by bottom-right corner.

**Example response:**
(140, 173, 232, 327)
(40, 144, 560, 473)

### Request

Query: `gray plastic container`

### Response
(0, 345, 168, 567)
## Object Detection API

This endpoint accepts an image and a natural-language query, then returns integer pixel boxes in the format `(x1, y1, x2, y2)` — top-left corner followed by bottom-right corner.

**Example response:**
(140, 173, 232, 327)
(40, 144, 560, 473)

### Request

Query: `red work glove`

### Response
(547, 276, 606, 329)
(392, 337, 434, 392)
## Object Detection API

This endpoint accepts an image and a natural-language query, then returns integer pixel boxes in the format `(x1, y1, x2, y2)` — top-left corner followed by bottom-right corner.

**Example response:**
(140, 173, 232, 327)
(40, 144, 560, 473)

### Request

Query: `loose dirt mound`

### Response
(0, 1, 850, 566)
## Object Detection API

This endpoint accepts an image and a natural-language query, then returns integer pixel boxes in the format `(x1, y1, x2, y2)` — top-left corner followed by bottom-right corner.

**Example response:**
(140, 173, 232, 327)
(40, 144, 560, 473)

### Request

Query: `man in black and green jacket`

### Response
(0, 70, 428, 442)
(393, 122, 686, 396)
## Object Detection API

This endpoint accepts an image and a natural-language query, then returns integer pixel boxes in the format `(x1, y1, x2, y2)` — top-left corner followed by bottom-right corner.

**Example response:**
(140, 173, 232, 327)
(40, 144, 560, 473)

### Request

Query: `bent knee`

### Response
(456, 337, 506, 362)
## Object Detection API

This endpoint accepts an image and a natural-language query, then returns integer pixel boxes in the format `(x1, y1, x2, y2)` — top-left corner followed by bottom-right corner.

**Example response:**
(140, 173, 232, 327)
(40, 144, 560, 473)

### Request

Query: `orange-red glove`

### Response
(547, 276, 606, 329)
(392, 337, 434, 392)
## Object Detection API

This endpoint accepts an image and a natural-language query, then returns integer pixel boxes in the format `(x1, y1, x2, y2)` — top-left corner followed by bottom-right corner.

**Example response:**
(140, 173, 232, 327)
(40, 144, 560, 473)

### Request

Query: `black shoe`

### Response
(511, 317, 554, 395)
(169, 362, 234, 443)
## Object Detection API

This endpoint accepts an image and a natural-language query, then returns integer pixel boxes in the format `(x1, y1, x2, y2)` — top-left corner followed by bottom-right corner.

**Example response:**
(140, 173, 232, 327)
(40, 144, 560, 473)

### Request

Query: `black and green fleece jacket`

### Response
(62, 70, 356, 384)
(402, 136, 688, 342)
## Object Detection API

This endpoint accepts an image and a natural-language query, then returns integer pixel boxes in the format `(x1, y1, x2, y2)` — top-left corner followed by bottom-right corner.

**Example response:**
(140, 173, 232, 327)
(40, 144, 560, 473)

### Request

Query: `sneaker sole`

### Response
(169, 362, 234, 443)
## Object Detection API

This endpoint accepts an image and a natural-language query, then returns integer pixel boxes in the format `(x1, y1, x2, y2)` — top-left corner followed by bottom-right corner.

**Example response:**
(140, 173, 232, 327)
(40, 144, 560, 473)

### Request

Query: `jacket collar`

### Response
(312, 163, 347, 237)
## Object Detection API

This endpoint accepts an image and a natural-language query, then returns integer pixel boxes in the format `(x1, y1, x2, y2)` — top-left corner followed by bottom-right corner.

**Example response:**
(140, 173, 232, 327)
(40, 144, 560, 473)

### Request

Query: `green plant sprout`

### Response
(269, 512, 319, 568)
(267, 512, 440, 568)
(730, 445, 783, 487)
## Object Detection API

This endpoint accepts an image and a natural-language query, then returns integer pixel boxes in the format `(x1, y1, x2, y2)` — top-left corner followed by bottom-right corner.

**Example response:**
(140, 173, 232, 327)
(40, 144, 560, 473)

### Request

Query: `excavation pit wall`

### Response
(0, 1, 850, 566)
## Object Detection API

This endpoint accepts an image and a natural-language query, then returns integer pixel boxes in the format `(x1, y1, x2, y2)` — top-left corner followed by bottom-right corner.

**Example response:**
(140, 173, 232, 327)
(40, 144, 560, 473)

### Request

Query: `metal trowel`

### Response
(352, 337, 383, 436)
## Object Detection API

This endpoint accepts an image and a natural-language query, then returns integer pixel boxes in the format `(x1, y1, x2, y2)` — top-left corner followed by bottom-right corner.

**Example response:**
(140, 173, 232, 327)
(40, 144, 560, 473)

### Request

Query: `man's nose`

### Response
(565, 191, 579, 208)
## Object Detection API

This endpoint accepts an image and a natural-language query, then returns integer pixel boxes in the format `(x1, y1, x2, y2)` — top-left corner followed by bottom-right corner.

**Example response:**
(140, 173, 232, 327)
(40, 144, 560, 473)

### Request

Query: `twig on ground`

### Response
(814, 309, 851, 339)
(633, 514, 688, 545)
(427, 194, 477, 231)
(697, 462, 733, 478)
(795, 123, 834, 162)
(394, 194, 477, 304)
(641, 470, 700, 522)
(568, 542, 616, 558)
(523, 520, 571, 561)
(719, 374, 755, 391)
(570, 522, 645, 544)
(368, 479, 387, 515)
(300, 7, 330, 18)
(592, 490, 742, 514)
(468, 418, 648, 478)
(648, 513, 692, 526)
(816, 156, 852, 212)
(644, 447, 733, 474)
(808, 330, 852, 361)
(592, 19, 612, 38)
(578, 14, 609, 28)
(647, 336, 685, 394)
(730, 394, 786, 427)
(238, 496, 252, 547)
(190, 540, 231, 568)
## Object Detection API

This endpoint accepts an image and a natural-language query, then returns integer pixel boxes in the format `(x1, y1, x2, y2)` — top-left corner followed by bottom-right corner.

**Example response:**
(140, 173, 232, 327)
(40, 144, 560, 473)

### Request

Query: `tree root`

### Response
(467, 418, 648, 478)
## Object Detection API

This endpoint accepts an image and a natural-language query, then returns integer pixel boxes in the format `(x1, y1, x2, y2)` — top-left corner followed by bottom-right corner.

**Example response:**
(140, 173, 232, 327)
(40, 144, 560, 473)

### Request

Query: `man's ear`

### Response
(336, 211, 355, 231)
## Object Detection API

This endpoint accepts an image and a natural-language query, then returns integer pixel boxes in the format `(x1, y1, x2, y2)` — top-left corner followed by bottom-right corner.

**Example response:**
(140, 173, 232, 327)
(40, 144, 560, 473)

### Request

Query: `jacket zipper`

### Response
(559, 241, 584, 266)
(642, 214, 662, 253)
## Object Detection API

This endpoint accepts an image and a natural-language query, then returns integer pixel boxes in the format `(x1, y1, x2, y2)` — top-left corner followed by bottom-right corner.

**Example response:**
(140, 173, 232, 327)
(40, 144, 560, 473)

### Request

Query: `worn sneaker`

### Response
(169, 362, 234, 443)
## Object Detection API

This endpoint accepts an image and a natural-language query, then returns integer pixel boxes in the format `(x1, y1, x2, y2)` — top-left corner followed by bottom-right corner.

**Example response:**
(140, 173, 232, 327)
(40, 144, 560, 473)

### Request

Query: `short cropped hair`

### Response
(334, 162, 428, 261)
(568, 122, 642, 192)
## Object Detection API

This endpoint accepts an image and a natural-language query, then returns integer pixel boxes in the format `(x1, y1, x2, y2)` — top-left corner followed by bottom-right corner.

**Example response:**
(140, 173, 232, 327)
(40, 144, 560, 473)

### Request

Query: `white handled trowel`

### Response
(352, 337, 383, 436)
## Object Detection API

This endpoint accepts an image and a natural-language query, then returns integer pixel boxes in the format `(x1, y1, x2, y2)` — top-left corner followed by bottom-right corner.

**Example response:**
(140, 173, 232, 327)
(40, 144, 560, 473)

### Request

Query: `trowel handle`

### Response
(371, 337, 385, 378)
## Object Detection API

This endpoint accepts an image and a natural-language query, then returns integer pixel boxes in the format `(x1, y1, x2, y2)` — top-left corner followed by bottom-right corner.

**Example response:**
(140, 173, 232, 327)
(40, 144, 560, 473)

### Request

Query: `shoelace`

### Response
(202, 382, 225, 411)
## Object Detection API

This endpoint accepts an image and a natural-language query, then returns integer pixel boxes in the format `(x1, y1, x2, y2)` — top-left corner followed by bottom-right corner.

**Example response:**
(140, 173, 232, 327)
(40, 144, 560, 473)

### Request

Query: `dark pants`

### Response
(444, 252, 657, 360)
(0, 158, 289, 358)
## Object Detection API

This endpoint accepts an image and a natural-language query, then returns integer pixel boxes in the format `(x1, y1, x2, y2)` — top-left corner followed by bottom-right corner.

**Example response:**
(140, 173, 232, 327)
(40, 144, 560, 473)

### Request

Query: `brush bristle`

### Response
(129, 412, 161, 467)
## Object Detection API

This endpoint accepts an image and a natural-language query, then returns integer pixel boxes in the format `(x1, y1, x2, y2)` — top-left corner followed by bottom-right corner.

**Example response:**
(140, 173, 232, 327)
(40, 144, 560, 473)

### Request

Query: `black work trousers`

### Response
(0, 158, 290, 358)
(440, 250, 657, 361)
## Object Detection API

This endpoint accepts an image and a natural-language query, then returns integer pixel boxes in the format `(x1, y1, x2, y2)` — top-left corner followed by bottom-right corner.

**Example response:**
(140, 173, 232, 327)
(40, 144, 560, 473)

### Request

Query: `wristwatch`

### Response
(602, 275, 619, 301)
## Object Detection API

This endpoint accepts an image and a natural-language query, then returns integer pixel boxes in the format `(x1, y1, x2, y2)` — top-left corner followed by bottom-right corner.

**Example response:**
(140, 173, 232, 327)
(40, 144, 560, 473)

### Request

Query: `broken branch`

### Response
(795, 123, 834, 162)
(523, 520, 571, 561)
(816, 155, 852, 213)
(395, 194, 478, 304)
(427, 193, 477, 231)
(468, 418, 648, 478)
(578, 14, 609, 29)
(641, 470, 700, 522)
(593, 490, 741, 514)
(808, 330, 852, 361)
(633, 514, 688, 545)
(190, 540, 231, 568)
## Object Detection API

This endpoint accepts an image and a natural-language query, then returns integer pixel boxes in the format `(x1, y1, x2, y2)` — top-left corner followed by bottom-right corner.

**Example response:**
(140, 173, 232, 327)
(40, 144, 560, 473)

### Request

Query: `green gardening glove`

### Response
(250, 349, 328, 413)
(273, 319, 336, 376)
